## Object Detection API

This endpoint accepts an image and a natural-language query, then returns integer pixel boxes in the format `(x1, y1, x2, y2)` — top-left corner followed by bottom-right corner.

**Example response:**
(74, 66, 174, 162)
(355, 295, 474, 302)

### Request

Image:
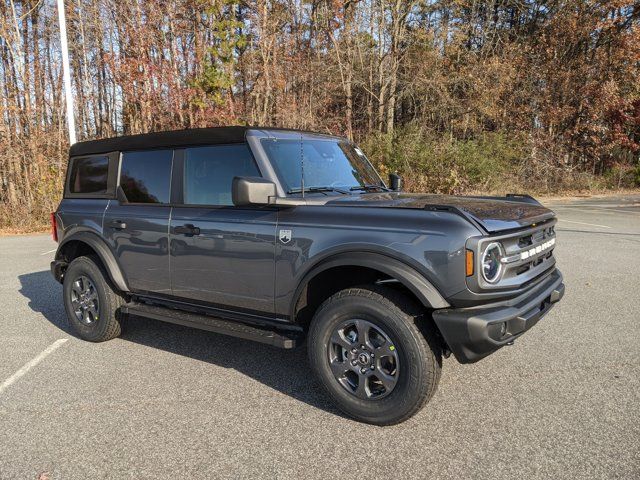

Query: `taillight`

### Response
(50, 212, 58, 242)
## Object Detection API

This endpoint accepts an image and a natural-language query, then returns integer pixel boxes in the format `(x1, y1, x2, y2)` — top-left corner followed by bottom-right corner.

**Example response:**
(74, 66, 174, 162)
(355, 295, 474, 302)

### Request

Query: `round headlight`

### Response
(481, 242, 503, 284)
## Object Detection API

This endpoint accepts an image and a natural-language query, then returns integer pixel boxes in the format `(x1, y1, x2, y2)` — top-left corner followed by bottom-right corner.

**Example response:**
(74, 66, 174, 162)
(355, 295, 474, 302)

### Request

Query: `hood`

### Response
(325, 193, 555, 233)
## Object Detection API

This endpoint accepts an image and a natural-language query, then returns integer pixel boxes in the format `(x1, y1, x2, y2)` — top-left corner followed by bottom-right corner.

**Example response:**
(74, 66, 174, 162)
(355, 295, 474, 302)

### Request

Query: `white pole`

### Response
(56, 0, 76, 145)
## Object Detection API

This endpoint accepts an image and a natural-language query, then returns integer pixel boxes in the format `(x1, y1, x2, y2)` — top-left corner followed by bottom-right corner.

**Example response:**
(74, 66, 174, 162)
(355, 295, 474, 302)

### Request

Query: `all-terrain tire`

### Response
(63, 255, 124, 342)
(308, 285, 442, 425)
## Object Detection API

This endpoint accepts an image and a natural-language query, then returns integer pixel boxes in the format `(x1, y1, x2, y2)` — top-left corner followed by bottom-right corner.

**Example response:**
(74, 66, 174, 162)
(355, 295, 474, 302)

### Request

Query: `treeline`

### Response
(1, 0, 639, 230)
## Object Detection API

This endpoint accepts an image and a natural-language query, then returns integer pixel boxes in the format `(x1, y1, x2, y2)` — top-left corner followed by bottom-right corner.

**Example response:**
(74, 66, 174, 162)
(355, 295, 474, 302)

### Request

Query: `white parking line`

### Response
(554, 207, 616, 216)
(558, 219, 612, 229)
(40, 248, 57, 255)
(592, 206, 640, 215)
(550, 202, 640, 208)
(0, 339, 68, 395)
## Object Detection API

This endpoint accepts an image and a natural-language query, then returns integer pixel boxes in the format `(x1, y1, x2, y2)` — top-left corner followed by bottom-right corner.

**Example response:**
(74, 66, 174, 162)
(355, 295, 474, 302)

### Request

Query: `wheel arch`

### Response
(54, 230, 130, 292)
(290, 251, 449, 324)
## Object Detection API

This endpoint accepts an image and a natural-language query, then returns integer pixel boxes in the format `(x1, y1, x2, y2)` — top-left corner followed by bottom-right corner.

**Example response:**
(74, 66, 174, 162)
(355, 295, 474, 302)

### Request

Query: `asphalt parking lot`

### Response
(0, 195, 638, 479)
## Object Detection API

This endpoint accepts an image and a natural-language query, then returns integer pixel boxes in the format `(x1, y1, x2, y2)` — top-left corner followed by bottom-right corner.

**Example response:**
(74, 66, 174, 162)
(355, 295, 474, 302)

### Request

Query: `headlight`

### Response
(481, 242, 503, 284)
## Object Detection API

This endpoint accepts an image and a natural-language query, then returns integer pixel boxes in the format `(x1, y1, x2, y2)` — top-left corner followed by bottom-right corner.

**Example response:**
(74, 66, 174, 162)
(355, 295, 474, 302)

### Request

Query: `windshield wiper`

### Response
(349, 184, 391, 192)
(287, 186, 350, 195)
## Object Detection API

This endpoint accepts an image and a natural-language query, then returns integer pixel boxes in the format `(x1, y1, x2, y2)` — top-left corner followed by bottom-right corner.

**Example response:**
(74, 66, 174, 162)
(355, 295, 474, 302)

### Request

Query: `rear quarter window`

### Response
(65, 154, 118, 197)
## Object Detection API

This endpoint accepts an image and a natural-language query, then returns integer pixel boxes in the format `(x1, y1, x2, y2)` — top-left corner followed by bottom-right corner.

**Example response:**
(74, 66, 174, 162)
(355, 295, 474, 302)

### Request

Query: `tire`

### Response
(308, 285, 442, 425)
(63, 255, 124, 342)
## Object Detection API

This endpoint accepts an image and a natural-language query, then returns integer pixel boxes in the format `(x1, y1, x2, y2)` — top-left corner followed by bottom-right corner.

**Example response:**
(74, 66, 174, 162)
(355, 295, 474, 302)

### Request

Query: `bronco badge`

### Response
(279, 229, 292, 244)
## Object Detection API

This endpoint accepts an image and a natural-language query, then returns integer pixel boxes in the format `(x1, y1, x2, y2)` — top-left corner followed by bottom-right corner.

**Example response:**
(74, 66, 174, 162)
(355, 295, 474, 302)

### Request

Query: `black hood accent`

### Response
(325, 193, 555, 233)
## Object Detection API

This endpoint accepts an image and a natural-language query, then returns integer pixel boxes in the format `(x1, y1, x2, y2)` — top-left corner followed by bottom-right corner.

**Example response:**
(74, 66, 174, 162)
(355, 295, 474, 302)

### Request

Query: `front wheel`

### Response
(308, 286, 442, 425)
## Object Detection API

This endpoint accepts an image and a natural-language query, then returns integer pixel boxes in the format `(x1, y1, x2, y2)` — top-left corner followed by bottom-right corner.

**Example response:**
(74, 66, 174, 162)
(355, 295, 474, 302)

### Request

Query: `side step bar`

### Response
(121, 302, 300, 349)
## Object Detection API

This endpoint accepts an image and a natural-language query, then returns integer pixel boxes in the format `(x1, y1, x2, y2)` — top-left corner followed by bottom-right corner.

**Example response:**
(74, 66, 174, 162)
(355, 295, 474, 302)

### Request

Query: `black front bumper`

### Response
(433, 269, 565, 364)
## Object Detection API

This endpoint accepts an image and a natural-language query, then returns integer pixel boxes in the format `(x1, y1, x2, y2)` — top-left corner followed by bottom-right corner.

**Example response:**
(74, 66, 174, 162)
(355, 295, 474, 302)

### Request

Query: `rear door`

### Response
(169, 144, 277, 316)
(103, 149, 174, 294)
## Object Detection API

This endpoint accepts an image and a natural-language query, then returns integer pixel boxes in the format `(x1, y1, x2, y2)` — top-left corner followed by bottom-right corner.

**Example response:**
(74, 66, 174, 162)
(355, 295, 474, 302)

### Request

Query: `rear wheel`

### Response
(308, 286, 441, 425)
(63, 256, 124, 342)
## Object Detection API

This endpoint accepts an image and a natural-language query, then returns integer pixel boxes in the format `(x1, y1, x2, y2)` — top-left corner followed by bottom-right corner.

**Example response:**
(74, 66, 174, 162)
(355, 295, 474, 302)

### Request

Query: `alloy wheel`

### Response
(70, 275, 100, 325)
(327, 319, 400, 399)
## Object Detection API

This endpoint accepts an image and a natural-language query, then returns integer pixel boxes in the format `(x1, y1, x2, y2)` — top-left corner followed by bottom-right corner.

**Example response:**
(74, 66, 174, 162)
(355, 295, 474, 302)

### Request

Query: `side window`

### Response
(68, 156, 109, 194)
(183, 144, 260, 206)
(120, 150, 173, 204)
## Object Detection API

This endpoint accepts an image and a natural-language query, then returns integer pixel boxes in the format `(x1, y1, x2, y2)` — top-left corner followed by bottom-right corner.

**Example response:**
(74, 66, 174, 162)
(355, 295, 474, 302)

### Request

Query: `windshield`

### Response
(260, 138, 383, 193)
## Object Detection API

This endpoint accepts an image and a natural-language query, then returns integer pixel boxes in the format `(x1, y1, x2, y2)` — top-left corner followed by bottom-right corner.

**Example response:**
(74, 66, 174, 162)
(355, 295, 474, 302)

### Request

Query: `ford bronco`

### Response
(51, 126, 564, 425)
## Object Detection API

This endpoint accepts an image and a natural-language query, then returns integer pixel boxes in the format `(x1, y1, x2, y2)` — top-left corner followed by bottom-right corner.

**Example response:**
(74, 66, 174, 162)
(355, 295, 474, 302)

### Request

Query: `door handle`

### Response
(108, 220, 127, 230)
(174, 224, 201, 236)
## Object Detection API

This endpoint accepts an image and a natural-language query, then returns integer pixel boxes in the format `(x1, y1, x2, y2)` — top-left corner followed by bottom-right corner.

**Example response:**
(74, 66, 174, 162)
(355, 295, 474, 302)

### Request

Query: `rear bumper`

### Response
(433, 269, 564, 363)
(51, 259, 66, 283)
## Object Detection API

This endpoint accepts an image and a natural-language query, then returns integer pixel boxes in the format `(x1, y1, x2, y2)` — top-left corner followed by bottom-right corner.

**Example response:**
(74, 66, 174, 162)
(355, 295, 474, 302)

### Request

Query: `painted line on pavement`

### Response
(550, 202, 640, 208)
(553, 207, 620, 216)
(558, 219, 612, 229)
(0, 339, 69, 395)
(592, 206, 640, 215)
(40, 248, 57, 255)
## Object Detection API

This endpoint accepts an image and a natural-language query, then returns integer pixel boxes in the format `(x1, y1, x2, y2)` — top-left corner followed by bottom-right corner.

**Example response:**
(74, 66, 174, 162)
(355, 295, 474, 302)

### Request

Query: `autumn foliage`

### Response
(1, 0, 639, 230)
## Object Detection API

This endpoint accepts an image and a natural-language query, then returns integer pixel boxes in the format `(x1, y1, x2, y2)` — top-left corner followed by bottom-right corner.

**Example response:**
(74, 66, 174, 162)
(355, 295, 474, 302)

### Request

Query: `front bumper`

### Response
(433, 269, 564, 363)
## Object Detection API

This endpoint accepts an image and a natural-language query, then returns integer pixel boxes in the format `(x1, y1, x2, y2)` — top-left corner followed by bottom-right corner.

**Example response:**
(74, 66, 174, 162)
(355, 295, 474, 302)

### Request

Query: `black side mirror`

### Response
(232, 177, 277, 206)
(389, 173, 402, 192)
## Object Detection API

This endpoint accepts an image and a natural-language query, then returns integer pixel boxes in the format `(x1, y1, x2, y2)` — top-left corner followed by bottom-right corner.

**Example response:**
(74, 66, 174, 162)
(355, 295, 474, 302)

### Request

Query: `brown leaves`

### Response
(1, 0, 639, 230)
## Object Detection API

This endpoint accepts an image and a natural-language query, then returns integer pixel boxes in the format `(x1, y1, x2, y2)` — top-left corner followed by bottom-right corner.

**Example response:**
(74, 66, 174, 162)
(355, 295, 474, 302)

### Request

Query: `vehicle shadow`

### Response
(18, 270, 343, 419)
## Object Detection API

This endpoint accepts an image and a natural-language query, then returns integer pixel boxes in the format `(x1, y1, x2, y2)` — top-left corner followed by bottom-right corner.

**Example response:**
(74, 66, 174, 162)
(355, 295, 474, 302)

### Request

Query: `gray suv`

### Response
(51, 127, 565, 425)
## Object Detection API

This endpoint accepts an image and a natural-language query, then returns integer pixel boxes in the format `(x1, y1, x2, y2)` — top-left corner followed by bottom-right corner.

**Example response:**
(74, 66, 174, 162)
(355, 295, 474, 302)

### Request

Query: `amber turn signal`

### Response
(465, 249, 474, 276)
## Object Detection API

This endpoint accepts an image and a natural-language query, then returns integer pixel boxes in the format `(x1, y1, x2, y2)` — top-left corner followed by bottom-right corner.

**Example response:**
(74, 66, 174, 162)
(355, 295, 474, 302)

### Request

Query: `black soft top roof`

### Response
(69, 126, 250, 157)
(69, 126, 339, 157)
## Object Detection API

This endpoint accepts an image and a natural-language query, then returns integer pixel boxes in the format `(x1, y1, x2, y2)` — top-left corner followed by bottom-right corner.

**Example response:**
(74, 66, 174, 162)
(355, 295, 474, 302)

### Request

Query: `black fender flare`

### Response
(55, 230, 130, 292)
(289, 251, 449, 319)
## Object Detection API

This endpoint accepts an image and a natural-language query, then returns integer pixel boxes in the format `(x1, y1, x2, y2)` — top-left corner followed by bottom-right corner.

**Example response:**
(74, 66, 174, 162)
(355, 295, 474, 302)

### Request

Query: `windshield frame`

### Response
(255, 133, 385, 196)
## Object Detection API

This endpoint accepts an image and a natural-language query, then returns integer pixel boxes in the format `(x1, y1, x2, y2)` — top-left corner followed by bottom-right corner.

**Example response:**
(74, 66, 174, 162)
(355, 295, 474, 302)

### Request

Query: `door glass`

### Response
(184, 144, 260, 206)
(120, 150, 173, 203)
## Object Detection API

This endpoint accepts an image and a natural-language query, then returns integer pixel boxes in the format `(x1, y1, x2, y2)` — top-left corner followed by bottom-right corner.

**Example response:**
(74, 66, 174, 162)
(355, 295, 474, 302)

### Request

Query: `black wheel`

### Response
(308, 286, 442, 425)
(63, 256, 124, 342)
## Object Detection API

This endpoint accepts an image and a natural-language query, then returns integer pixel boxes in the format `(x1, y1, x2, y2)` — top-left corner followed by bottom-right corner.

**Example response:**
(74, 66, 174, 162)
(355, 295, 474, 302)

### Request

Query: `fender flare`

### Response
(56, 230, 130, 292)
(289, 251, 449, 319)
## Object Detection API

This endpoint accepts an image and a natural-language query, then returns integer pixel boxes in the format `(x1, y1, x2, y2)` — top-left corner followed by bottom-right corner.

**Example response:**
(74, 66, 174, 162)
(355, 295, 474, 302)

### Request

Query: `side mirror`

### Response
(232, 177, 276, 206)
(389, 173, 402, 192)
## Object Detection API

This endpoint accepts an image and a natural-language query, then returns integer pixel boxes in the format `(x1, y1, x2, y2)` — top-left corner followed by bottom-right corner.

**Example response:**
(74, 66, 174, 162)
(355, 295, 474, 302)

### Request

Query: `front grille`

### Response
(471, 220, 557, 291)
(506, 225, 556, 277)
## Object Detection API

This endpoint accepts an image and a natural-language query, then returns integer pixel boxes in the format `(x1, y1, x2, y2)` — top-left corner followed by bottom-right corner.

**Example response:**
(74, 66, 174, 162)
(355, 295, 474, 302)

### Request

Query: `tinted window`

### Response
(120, 150, 173, 203)
(68, 156, 109, 194)
(260, 139, 381, 192)
(184, 145, 260, 206)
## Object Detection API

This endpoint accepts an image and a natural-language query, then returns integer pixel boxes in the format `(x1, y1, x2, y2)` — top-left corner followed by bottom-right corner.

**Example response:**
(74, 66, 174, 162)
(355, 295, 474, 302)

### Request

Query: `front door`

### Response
(169, 144, 277, 316)
(103, 149, 174, 294)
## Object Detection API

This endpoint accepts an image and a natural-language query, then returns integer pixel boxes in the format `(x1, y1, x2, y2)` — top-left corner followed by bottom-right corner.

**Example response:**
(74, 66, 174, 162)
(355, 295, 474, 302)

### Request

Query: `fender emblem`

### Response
(279, 229, 292, 244)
